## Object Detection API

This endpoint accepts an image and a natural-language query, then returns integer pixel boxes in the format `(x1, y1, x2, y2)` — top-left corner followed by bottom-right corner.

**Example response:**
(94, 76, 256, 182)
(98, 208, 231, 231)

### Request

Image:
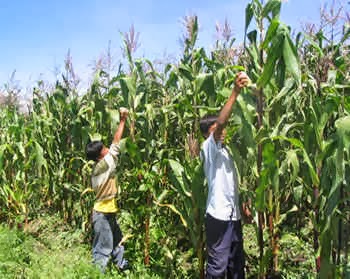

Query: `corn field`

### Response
(0, 0, 349, 278)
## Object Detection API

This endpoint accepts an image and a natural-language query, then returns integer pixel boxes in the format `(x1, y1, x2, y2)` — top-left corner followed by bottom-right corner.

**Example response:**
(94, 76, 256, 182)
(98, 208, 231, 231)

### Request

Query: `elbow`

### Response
(216, 119, 226, 128)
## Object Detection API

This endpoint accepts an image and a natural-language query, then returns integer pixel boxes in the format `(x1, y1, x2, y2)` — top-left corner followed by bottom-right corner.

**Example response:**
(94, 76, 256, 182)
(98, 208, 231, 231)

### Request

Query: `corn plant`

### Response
(0, 1, 349, 277)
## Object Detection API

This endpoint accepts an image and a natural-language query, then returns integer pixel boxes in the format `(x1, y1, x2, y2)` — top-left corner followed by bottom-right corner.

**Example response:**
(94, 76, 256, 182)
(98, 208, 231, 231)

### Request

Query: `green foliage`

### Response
(0, 0, 349, 277)
(0, 214, 319, 278)
(0, 226, 32, 278)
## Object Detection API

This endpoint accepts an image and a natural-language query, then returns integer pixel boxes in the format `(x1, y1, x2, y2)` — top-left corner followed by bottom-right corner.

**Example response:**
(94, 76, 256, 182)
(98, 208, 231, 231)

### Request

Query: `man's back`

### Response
(91, 143, 119, 212)
(201, 133, 241, 221)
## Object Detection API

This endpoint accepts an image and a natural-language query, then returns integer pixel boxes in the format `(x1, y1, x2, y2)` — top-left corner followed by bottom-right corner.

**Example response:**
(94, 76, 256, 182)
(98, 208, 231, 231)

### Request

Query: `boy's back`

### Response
(201, 133, 241, 221)
(85, 107, 129, 272)
(91, 143, 119, 206)
(199, 72, 249, 278)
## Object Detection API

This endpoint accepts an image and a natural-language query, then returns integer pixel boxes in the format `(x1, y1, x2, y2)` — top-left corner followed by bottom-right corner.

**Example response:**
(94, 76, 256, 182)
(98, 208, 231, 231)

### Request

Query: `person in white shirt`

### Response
(200, 72, 250, 279)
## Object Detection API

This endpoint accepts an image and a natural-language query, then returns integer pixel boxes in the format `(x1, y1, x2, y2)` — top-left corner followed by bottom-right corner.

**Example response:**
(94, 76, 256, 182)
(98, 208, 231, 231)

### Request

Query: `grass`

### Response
(1, 213, 345, 278)
(0, 217, 101, 279)
(0, 214, 163, 279)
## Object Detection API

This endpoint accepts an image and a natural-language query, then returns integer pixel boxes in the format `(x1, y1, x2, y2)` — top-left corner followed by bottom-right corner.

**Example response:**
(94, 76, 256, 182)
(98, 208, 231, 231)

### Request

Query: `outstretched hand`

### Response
(234, 72, 250, 93)
(112, 107, 129, 144)
(119, 107, 129, 120)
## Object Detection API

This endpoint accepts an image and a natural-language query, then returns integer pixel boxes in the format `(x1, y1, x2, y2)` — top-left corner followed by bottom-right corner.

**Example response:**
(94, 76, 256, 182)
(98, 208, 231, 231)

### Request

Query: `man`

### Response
(199, 72, 250, 279)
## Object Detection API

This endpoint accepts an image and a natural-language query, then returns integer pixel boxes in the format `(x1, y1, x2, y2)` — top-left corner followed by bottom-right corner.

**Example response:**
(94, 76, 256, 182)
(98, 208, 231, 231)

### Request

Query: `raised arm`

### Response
(112, 107, 129, 144)
(214, 72, 249, 141)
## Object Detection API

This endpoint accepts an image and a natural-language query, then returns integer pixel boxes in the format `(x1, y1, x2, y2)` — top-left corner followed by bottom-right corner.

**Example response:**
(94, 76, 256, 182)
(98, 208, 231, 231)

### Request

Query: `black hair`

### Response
(199, 115, 218, 136)
(86, 141, 104, 162)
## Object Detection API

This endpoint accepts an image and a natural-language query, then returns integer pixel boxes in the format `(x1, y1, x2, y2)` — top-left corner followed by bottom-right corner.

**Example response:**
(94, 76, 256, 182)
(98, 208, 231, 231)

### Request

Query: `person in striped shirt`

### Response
(86, 107, 129, 273)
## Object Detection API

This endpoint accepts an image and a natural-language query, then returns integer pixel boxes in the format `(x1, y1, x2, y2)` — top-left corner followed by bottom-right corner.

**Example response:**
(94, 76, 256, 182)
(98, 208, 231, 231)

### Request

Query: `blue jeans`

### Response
(205, 214, 245, 279)
(92, 211, 126, 272)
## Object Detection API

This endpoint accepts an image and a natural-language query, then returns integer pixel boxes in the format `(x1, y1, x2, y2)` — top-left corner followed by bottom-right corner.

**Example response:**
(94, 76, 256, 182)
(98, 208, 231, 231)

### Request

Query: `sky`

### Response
(0, 0, 344, 89)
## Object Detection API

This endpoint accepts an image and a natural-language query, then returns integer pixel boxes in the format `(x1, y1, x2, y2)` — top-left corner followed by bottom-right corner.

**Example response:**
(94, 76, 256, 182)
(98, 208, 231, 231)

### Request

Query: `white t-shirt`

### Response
(200, 133, 241, 221)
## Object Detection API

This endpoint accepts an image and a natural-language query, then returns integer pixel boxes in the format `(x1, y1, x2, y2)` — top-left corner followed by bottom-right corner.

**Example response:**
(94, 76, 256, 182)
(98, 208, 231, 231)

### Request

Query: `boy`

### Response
(200, 72, 249, 279)
(86, 107, 129, 273)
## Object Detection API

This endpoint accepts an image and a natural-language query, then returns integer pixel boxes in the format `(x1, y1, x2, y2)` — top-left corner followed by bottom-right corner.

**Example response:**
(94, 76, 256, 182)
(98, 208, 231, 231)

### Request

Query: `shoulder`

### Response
(92, 160, 109, 176)
(202, 133, 217, 150)
(201, 133, 219, 163)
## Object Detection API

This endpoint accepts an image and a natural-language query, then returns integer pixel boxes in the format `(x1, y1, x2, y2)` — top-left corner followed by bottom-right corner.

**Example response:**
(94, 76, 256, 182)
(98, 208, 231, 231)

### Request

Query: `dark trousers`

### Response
(205, 214, 245, 279)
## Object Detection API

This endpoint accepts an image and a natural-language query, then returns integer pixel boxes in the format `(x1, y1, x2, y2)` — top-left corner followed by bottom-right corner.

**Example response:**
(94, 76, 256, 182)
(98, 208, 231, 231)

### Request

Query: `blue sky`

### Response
(0, 0, 339, 87)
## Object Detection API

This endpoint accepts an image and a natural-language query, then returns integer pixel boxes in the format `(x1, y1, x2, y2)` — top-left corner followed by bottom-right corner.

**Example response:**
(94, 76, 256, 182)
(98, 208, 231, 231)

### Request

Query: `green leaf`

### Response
(262, 19, 280, 49)
(293, 185, 304, 203)
(194, 73, 215, 105)
(125, 138, 142, 164)
(335, 116, 350, 135)
(282, 36, 301, 86)
(119, 76, 136, 105)
(166, 71, 179, 88)
(89, 133, 102, 141)
(106, 108, 120, 135)
(133, 92, 145, 110)
(247, 30, 257, 44)
(34, 141, 48, 174)
(218, 87, 232, 98)
(0, 144, 7, 170)
(245, 45, 260, 72)
(272, 136, 319, 185)
(168, 159, 191, 197)
(16, 142, 26, 158)
(258, 33, 284, 87)
(262, 0, 281, 20)
(302, 33, 324, 55)
(285, 149, 299, 183)
(245, 3, 254, 35)
(178, 64, 194, 81)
